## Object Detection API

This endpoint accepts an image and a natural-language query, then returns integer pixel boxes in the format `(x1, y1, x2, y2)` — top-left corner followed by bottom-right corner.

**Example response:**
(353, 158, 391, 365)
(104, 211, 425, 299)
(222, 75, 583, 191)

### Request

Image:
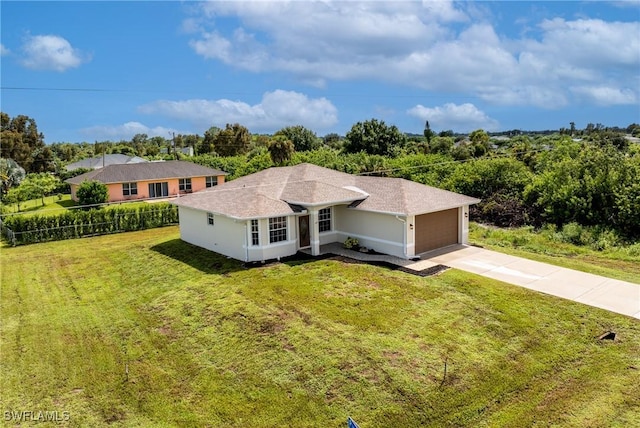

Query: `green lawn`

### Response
(469, 223, 640, 285)
(2, 195, 153, 218)
(2, 194, 76, 214)
(1, 227, 639, 427)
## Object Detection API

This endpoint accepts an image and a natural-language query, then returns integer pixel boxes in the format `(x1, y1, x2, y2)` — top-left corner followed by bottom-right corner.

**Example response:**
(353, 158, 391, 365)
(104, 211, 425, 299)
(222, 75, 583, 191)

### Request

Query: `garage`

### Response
(414, 208, 459, 254)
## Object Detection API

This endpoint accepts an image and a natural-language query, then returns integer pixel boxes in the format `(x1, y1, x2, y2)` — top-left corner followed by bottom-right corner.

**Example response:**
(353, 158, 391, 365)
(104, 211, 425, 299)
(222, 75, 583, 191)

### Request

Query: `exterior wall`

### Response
(245, 216, 297, 262)
(179, 211, 299, 262)
(178, 207, 247, 261)
(334, 206, 406, 258)
(86, 174, 226, 203)
(460, 205, 470, 244)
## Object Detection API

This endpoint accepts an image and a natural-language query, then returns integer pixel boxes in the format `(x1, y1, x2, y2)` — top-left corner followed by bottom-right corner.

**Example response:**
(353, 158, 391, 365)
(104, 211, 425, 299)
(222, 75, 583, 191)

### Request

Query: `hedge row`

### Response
(0, 203, 179, 245)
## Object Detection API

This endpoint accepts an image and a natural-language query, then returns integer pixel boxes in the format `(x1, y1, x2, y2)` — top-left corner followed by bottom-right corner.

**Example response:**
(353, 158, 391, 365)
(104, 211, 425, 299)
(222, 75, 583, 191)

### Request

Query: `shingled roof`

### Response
(66, 160, 227, 185)
(65, 154, 148, 171)
(172, 163, 479, 219)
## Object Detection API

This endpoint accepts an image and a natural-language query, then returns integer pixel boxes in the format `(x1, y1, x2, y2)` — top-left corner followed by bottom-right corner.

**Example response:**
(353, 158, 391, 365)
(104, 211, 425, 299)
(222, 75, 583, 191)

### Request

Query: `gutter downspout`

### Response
(395, 215, 407, 258)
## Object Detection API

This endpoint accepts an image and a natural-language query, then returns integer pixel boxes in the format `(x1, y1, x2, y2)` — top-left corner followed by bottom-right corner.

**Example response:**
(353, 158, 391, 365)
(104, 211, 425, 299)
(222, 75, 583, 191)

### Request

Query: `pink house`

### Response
(66, 160, 227, 203)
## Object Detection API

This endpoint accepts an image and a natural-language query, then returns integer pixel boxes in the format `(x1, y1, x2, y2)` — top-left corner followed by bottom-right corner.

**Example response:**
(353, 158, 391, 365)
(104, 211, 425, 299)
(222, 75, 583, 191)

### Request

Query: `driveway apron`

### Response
(425, 246, 640, 319)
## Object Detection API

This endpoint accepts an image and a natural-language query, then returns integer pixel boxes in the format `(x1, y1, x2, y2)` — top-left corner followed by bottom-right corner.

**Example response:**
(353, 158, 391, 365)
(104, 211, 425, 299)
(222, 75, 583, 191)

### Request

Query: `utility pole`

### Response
(172, 132, 177, 159)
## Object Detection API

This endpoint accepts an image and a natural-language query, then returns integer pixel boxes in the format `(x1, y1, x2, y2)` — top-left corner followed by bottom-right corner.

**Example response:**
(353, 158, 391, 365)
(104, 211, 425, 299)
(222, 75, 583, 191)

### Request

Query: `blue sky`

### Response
(1, 1, 639, 143)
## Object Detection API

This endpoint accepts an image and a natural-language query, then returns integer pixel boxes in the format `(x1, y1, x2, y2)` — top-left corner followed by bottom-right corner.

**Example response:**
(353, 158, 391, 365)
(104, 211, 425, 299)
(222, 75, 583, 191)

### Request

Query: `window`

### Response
(251, 219, 259, 246)
(122, 182, 138, 196)
(206, 176, 218, 188)
(148, 182, 169, 198)
(179, 178, 192, 192)
(319, 207, 332, 232)
(269, 216, 287, 243)
(207, 212, 214, 226)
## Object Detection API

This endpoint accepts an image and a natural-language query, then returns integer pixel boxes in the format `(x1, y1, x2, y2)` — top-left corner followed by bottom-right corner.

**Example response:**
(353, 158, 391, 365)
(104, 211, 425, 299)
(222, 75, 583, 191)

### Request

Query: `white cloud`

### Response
(570, 86, 638, 105)
(20, 34, 88, 72)
(0, 44, 10, 56)
(80, 122, 182, 141)
(407, 103, 499, 132)
(186, 2, 640, 108)
(139, 90, 338, 132)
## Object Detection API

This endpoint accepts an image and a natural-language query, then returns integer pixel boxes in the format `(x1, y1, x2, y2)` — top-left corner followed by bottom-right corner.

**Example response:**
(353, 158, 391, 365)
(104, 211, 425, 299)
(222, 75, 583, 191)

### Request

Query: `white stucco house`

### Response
(172, 163, 480, 262)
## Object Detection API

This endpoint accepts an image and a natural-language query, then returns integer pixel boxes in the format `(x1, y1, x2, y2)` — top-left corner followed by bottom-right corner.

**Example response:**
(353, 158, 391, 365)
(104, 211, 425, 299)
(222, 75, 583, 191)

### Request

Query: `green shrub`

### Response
(1, 202, 179, 245)
(76, 180, 108, 206)
(557, 222, 584, 245)
(343, 237, 359, 250)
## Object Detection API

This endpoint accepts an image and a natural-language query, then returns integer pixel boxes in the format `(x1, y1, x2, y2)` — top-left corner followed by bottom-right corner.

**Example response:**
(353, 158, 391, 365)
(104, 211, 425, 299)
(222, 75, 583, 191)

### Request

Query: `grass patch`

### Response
(469, 223, 640, 285)
(2, 227, 639, 427)
(2, 194, 75, 214)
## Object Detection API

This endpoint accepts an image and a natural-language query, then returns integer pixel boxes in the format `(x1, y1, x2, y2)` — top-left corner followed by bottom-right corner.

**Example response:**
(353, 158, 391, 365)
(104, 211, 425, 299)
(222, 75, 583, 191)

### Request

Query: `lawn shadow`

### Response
(151, 239, 245, 274)
(56, 199, 77, 208)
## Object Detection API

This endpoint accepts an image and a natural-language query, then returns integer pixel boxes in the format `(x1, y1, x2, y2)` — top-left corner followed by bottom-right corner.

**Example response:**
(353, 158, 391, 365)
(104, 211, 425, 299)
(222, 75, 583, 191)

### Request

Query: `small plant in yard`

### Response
(343, 236, 359, 250)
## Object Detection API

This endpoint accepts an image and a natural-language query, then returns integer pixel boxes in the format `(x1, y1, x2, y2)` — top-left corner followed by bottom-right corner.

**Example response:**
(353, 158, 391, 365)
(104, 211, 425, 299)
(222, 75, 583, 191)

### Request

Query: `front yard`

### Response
(1, 227, 638, 427)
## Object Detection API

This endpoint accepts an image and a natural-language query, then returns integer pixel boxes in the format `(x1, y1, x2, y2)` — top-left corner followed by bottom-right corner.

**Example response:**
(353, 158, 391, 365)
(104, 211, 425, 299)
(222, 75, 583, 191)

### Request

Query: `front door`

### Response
(298, 215, 310, 248)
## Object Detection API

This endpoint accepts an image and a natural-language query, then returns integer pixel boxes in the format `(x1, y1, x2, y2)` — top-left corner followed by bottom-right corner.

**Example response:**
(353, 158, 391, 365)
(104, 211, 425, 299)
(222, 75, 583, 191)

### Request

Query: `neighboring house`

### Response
(160, 147, 194, 156)
(66, 160, 227, 203)
(65, 154, 149, 171)
(172, 163, 480, 262)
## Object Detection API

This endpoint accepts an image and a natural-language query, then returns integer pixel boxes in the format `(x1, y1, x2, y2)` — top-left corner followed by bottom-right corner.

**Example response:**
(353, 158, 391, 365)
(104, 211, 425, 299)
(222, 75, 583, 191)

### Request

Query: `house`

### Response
(160, 147, 194, 156)
(65, 154, 149, 171)
(172, 163, 480, 262)
(66, 160, 227, 203)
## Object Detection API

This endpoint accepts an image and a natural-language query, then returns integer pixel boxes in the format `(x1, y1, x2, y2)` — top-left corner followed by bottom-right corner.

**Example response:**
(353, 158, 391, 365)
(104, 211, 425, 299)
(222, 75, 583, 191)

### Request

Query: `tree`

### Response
(469, 129, 490, 147)
(76, 180, 108, 207)
(199, 127, 220, 155)
(275, 125, 320, 152)
(0, 113, 53, 172)
(268, 136, 295, 165)
(429, 136, 454, 155)
(213, 124, 251, 156)
(0, 158, 26, 196)
(131, 133, 148, 156)
(19, 173, 60, 206)
(423, 120, 435, 144)
(4, 185, 31, 212)
(344, 119, 407, 156)
(323, 133, 341, 147)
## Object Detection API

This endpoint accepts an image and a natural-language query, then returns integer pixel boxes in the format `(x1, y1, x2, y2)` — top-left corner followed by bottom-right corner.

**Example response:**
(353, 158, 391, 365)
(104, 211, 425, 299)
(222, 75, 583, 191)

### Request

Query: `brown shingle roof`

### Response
(65, 160, 227, 185)
(172, 163, 479, 219)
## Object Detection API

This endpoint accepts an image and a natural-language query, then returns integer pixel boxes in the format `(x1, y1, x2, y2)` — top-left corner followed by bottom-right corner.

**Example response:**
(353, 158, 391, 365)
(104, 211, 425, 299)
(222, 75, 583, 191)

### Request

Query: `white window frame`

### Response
(205, 176, 218, 188)
(179, 178, 192, 192)
(122, 182, 138, 196)
(207, 212, 214, 226)
(318, 207, 332, 233)
(269, 216, 287, 243)
(251, 219, 259, 246)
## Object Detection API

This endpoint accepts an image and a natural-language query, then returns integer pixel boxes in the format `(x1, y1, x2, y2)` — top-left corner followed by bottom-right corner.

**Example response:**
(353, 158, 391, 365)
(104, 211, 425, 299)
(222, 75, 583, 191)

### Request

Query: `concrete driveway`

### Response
(424, 245, 640, 320)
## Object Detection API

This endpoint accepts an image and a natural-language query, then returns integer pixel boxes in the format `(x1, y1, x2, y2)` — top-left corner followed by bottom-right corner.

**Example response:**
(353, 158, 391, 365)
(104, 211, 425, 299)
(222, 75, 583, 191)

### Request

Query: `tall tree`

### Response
(423, 120, 435, 144)
(275, 125, 320, 152)
(213, 123, 251, 157)
(0, 113, 53, 172)
(200, 127, 220, 155)
(268, 136, 295, 165)
(344, 119, 407, 156)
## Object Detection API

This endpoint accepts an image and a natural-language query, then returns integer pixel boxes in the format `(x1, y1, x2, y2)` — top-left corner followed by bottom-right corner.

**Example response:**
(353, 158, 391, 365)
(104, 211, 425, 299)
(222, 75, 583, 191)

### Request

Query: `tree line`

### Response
(2, 111, 639, 244)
